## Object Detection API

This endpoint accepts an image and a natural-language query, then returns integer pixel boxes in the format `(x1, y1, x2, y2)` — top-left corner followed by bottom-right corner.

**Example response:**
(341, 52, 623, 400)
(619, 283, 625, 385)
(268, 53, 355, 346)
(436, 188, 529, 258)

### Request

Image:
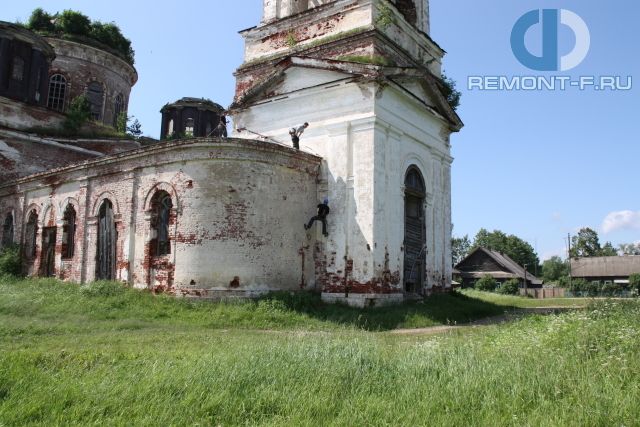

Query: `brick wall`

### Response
(0, 138, 322, 297)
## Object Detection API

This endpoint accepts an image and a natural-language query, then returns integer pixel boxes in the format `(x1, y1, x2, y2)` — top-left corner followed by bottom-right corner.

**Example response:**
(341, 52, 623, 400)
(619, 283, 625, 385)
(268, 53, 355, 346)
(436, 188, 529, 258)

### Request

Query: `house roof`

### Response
(571, 256, 640, 278)
(455, 247, 543, 285)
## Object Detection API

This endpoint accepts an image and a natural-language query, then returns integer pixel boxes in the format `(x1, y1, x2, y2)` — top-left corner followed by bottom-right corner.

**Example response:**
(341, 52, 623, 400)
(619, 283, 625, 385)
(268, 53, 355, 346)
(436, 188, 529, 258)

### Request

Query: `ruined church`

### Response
(0, 0, 462, 306)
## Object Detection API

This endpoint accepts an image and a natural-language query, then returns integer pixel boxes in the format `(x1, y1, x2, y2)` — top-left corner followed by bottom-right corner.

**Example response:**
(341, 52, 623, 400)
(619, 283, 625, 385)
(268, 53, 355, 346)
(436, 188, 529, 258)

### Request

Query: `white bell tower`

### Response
(231, 0, 461, 306)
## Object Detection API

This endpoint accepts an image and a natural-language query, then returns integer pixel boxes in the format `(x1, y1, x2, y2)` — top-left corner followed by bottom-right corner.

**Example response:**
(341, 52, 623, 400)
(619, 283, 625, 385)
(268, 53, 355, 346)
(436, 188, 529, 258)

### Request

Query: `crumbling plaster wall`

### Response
(0, 139, 321, 296)
(245, 0, 441, 74)
(232, 73, 453, 303)
(0, 96, 65, 131)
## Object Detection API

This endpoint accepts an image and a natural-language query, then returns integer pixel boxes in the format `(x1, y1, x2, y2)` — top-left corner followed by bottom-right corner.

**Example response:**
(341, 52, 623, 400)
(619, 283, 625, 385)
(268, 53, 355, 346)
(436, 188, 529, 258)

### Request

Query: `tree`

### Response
(126, 118, 143, 139)
(541, 256, 568, 283)
(26, 8, 55, 33)
(472, 228, 539, 274)
(55, 10, 91, 36)
(600, 242, 618, 257)
(619, 243, 640, 256)
(452, 234, 471, 266)
(570, 228, 619, 257)
(570, 228, 602, 258)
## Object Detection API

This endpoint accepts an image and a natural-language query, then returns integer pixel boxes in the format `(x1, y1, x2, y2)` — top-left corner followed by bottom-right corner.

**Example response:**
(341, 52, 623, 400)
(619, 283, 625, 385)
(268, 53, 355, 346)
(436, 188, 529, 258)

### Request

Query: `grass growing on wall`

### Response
(1, 277, 637, 425)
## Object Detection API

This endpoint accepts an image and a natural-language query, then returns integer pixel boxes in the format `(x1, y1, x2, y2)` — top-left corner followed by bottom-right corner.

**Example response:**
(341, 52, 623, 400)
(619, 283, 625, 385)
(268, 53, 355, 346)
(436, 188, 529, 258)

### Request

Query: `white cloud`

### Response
(602, 210, 640, 234)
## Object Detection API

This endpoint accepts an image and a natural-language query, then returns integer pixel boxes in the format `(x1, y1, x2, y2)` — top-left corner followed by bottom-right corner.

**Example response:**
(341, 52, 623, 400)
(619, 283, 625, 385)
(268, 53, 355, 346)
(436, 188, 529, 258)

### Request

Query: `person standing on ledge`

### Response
(304, 198, 330, 236)
(289, 122, 308, 149)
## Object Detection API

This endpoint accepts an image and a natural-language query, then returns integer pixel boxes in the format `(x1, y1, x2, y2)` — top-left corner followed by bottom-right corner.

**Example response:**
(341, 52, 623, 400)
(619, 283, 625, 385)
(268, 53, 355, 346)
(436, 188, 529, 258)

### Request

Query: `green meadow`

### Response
(0, 277, 637, 426)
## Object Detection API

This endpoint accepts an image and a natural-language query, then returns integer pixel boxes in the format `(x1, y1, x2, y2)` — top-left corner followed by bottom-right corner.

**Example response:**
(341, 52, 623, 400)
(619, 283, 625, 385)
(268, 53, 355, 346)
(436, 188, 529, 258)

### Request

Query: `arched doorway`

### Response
(404, 167, 426, 293)
(96, 200, 116, 280)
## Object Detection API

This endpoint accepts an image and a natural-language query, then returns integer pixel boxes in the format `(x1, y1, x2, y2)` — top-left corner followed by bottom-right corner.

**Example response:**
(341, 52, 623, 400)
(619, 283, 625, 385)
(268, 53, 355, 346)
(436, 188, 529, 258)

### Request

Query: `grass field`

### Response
(1, 277, 638, 426)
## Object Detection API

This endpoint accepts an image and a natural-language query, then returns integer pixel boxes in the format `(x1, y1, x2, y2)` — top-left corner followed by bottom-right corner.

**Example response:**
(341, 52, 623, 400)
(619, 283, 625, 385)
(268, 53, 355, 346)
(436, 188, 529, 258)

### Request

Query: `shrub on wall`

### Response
(25, 8, 135, 65)
(63, 95, 91, 132)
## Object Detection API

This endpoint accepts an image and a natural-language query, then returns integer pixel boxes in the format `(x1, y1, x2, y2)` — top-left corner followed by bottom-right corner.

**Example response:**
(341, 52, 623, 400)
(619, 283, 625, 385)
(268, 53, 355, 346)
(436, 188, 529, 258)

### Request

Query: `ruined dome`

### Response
(161, 97, 225, 113)
(160, 98, 226, 139)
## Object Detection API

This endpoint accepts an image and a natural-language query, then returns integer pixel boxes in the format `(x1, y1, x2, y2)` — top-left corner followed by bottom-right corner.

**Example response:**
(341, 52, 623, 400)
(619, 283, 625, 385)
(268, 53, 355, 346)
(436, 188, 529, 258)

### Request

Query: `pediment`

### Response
(271, 66, 354, 97)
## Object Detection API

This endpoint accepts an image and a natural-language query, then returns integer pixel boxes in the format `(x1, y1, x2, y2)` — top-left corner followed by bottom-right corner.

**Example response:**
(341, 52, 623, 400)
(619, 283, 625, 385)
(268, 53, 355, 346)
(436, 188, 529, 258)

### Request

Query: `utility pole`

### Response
(523, 263, 528, 296)
(567, 233, 572, 289)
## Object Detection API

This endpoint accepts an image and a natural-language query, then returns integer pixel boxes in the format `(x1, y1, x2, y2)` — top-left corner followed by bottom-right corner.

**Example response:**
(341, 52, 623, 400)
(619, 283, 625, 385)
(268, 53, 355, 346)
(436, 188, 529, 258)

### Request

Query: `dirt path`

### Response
(390, 306, 583, 335)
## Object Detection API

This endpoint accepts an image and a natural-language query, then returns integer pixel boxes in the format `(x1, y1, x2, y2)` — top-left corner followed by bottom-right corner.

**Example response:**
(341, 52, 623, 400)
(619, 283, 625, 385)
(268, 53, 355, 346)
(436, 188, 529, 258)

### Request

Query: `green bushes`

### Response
(25, 8, 135, 65)
(497, 279, 520, 295)
(63, 95, 92, 133)
(0, 244, 22, 276)
(568, 278, 628, 297)
(630, 273, 640, 293)
(475, 275, 497, 292)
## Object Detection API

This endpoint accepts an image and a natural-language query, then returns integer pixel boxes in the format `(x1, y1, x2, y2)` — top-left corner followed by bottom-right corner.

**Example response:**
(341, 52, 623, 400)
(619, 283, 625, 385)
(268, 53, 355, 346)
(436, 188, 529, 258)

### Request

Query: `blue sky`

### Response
(4, 1, 639, 261)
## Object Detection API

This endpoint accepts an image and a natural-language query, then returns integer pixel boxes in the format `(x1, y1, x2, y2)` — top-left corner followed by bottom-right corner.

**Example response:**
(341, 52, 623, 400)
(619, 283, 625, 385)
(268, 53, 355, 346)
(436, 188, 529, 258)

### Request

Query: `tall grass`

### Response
(1, 278, 637, 425)
(0, 277, 507, 334)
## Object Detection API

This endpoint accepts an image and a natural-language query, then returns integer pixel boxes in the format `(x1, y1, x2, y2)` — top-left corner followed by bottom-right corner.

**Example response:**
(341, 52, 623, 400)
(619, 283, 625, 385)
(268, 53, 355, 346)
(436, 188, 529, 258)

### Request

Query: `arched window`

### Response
(395, 0, 417, 26)
(404, 167, 426, 293)
(167, 119, 174, 138)
(151, 191, 173, 256)
(405, 167, 425, 195)
(113, 94, 124, 127)
(62, 205, 76, 259)
(87, 81, 104, 120)
(96, 200, 116, 280)
(11, 57, 24, 81)
(47, 74, 67, 112)
(24, 210, 38, 259)
(185, 118, 195, 137)
(2, 213, 13, 247)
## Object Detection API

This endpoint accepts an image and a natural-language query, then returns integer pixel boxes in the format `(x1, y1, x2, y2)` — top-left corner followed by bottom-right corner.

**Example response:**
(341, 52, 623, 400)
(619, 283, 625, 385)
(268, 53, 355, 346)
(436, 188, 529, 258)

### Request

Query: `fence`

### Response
(520, 288, 565, 299)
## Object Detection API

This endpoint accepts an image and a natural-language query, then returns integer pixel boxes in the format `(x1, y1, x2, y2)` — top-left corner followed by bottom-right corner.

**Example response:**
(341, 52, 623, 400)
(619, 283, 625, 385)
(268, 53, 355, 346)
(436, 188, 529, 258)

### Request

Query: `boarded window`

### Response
(24, 210, 38, 259)
(151, 191, 173, 256)
(87, 81, 104, 120)
(2, 213, 13, 247)
(41, 227, 57, 277)
(47, 74, 67, 112)
(11, 57, 24, 81)
(62, 205, 76, 259)
(404, 167, 426, 293)
(113, 94, 124, 127)
(96, 200, 116, 280)
(185, 118, 194, 137)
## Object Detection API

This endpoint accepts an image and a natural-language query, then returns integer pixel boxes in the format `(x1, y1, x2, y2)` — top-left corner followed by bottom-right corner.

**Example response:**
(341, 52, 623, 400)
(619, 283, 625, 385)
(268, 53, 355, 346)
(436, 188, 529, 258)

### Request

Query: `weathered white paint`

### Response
(233, 64, 454, 303)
